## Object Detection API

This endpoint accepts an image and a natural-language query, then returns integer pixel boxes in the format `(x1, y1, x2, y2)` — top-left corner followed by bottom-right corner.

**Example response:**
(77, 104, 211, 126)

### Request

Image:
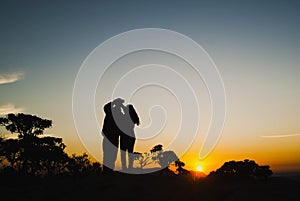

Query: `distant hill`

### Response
(115, 168, 208, 178)
(273, 171, 300, 181)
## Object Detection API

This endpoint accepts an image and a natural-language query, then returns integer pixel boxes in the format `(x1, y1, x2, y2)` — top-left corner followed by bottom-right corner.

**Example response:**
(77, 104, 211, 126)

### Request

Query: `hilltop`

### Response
(1, 172, 299, 201)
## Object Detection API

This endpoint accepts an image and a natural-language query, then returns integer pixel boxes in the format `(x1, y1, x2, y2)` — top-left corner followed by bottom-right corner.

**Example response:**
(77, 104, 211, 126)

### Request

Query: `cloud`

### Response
(0, 103, 24, 115)
(261, 133, 300, 138)
(0, 71, 24, 84)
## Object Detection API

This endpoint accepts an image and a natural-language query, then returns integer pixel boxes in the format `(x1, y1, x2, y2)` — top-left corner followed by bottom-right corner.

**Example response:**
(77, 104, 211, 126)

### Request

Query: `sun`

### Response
(197, 165, 203, 172)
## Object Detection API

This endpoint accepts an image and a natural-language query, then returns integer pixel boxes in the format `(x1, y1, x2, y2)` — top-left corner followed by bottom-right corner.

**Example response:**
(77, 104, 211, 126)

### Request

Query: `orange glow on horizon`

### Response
(60, 131, 300, 174)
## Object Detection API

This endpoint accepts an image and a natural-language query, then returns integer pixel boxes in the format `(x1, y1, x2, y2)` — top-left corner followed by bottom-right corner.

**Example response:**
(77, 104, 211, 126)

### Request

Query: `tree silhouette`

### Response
(0, 137, 3, 164)
(133, 144, 180, 171)
(155, 150, 178, 169)
(0, 114, 82, 176)
(32, 136, 68, 175)
(0, 136, 68, 175)
(209, 159, 273, 180)
(134, 144, 164, 169)
(175, 159, 189, 175)
(67, 153, 101, 176)
(253, 165, 273, 180)
(133, 152, 154, 169)
(0, 138, 20, 170)
(0, 113, 52, 138)
(150, 144, 163, 153)
(0, 113, 53, 174)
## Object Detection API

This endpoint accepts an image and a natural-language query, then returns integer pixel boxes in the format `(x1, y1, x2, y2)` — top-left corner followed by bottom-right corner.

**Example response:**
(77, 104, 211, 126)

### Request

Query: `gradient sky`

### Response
(1, 0, 299, 173)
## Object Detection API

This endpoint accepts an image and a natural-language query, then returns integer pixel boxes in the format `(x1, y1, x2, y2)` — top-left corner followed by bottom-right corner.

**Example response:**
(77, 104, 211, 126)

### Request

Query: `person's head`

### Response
(113, 98, 125, 106)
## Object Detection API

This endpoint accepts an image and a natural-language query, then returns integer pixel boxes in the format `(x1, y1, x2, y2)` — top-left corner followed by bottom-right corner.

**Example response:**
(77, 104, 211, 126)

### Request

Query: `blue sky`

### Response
(1, 0, 299, 171)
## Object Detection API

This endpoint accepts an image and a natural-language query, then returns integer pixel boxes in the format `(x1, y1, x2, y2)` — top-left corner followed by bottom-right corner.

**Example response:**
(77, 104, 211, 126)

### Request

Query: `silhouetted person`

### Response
(101, 98, 124, 174)
(120, 104, 140, 171)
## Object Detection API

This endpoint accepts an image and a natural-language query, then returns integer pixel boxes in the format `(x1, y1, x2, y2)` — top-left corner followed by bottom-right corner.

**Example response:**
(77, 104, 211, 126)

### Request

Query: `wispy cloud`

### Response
(0, 71, 24, 84)
(261, 133, 300, 138)
(0, 103, 24, 115)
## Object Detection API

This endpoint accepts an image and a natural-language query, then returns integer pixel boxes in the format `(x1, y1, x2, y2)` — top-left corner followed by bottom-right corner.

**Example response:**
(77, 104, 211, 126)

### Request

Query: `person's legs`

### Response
(120, 150, 127, 171)
(120, 134, 128, 170)
(128, 137, 136, 170)
(102, 136, 118, 174)
(102, 137, 112, 174)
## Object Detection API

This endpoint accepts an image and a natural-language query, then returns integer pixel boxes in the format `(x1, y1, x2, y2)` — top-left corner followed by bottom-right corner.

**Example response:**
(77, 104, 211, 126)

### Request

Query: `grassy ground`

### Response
(1, 173, 299, 201)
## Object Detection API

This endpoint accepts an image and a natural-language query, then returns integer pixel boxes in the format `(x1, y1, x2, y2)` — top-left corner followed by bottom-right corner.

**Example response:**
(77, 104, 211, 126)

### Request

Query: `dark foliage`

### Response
(0, 113, 52, 138)
(175, 159, 190, 175)
(209, 159, 273, 180)
(0, 113, 101, 177)
(134, 144, 181, 172)
(133, 151, 154, 169)
(150, 144, 163, 153)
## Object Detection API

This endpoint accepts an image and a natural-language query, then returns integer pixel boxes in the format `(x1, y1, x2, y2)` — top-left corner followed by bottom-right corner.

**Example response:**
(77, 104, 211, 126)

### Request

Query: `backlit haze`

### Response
(1, 1, 299, 174)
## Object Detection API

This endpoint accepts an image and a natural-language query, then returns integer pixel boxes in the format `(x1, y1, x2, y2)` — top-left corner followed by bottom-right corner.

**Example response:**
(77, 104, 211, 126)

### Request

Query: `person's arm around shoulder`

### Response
(128, 104, 140, 126)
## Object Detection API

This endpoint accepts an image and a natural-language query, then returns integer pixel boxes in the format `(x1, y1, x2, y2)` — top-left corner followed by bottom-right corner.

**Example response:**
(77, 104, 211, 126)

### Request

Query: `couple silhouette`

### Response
(101, 98, 140, 174)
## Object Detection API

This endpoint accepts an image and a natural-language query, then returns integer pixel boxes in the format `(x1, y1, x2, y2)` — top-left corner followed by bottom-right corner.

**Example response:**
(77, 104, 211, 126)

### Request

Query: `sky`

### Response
(0, 0, 299, 173)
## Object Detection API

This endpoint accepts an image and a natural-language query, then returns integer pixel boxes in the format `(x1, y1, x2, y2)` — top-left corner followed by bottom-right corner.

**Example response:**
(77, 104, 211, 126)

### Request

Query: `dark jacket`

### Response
(102, 102, 120, 146)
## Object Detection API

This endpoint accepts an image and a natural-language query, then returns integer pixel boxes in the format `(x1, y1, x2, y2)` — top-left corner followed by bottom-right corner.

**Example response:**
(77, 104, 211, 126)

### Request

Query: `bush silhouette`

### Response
(134, 144, 183, 174)
(175, 159, 189, 175)
(209, 159, 272, 180)
(0, 113, 101, 177)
